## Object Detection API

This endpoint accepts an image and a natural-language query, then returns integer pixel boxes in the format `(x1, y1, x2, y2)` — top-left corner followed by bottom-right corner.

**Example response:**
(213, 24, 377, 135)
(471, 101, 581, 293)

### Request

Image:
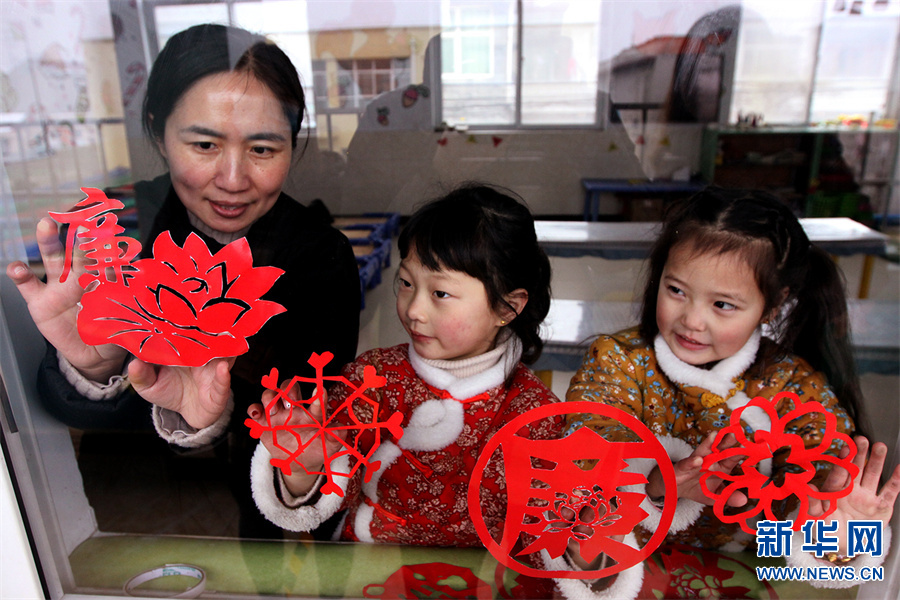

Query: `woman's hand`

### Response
(247, 383, 346, 498)
(810, 436, 900, 555)
(6, 218, 127, 381)
(647, 433, 748, 507)
(129, 358, 233, 430)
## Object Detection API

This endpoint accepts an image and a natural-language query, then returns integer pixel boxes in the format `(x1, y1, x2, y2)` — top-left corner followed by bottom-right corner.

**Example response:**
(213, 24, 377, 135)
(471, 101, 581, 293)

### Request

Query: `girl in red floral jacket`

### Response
(247, 183, 562, 552)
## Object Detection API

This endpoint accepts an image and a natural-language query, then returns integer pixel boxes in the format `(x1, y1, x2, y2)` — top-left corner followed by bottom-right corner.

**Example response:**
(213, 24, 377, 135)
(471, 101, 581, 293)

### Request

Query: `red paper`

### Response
(469, 401, 677, 580)
(245, 352, 404, 497)
(700, 392, 858, 534)
(77, 231, 285, 366)
(640, 545, 777, 599)
(363, 563, 492, 599)
(49, 187, 140, 286)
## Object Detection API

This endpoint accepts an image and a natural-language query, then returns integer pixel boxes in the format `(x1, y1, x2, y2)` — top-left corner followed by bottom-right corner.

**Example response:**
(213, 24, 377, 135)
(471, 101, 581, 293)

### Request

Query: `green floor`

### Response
(68, 534, 860, 599)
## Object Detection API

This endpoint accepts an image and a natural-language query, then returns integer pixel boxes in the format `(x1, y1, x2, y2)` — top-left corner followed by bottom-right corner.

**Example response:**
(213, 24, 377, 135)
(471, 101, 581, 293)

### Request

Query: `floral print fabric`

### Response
(565, 327, 854, 550)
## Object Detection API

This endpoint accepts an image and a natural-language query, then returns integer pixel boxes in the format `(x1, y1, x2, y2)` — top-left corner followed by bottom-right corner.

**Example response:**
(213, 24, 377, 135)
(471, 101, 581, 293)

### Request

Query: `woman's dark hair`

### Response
(665, 5, 740, 123)
(639, 186, 864, 431)
(398, 183, 552, 365)
(142, 23, 306, 149)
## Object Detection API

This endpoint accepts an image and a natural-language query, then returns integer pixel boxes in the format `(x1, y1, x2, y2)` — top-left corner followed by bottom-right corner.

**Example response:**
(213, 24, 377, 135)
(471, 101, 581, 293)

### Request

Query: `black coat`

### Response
(38, 174, 361, 431)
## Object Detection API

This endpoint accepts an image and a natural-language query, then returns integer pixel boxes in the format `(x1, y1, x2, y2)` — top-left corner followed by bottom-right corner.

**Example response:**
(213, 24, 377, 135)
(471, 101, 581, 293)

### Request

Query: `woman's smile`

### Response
(208, 200, 251, 219)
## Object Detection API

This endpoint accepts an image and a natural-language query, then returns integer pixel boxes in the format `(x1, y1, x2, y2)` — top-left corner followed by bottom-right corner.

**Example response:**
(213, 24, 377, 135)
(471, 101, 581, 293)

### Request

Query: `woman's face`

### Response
(158, 71, 293, 233)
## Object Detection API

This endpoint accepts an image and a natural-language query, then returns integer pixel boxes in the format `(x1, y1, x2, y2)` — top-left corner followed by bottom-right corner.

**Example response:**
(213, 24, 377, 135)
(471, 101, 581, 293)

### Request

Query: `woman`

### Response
(6, 24, 360, 537)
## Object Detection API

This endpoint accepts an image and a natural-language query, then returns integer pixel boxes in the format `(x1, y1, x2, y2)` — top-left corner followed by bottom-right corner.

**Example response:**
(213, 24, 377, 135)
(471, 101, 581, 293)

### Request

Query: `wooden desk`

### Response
(535, 218, 889, 298)
(535, 299, 899, 376)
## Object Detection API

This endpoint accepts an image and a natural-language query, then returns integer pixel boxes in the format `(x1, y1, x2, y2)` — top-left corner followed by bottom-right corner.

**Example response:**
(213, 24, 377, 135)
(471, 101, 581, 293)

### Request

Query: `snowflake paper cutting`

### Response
(245, 352, 404, 497)
(700, 392, 858, 534)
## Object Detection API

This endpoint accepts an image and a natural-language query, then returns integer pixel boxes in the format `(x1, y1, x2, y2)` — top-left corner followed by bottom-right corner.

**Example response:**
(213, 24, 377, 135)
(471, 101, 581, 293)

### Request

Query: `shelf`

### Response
(701, 125, 899, 224)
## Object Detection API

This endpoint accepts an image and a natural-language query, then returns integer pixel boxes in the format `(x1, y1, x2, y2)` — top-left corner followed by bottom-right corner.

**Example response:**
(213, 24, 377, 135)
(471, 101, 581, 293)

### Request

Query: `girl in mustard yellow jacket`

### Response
(563, 187, 900, 599)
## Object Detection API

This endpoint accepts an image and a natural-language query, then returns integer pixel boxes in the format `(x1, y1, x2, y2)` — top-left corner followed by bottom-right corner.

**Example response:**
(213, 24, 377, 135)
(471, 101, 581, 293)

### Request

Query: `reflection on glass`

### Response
(521, 0, 600, 125)
(441, 0, 515, 126)
(1, 2, 898, 599)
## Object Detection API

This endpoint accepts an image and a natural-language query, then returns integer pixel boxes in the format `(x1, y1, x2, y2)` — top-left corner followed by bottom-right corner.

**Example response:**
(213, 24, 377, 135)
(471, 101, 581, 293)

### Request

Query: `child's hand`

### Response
(130, 358, 233, 430)
(551, 498, 626, 570)
(647, 433, 748, 507)
(247, 383, 346, 498)
(809, 436, 900, 555)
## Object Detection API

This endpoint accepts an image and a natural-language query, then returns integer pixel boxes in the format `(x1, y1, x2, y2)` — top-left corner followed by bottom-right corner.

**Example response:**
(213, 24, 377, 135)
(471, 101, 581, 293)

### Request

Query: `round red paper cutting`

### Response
(468, 401, 677, 580)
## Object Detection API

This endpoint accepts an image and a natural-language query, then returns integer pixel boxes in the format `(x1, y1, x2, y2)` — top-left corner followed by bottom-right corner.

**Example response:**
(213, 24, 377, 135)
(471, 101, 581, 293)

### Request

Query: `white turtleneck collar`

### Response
(408, 329, 522, 400)
(654, 329, 760, 397)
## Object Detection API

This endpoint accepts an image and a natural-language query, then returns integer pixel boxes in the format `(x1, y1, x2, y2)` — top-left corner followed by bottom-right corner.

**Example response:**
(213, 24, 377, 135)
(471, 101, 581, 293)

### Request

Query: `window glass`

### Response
(440, 0, 515, 126)
(1, 2, 898, 598)
(155, 3, 230, 48)
(521, 1, 600, 125)
(809, 0, 900, 123)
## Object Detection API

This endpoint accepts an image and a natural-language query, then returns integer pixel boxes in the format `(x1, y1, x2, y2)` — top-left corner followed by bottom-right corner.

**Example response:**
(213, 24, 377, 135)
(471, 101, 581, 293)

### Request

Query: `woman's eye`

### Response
(250, 146, 274, 156)
(667, 285, 683, 296)
(714, 300, 736, 311)
(398, 277, 412, 289)
(433, 290, 450, 299)
(193, 141, 215, 151)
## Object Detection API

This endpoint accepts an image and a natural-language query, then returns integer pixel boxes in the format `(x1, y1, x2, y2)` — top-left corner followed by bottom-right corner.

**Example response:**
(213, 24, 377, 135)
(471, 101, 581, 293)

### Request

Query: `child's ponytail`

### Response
(781, 245, 864, 433)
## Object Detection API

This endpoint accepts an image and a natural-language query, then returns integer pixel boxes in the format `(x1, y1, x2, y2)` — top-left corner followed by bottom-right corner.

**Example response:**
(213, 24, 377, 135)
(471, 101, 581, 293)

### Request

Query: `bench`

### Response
(535, 218, 891, 298)
(535, 299, 899, 376)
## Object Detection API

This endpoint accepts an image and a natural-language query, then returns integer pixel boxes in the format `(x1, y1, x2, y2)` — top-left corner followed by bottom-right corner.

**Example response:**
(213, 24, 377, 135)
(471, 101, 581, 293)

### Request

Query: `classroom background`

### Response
(1, 1, 898, 598)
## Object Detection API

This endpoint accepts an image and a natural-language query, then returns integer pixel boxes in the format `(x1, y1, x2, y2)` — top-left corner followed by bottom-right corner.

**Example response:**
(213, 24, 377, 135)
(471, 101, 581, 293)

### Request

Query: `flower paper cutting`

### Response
(469, 402, 677, 580)
(77, 231, 285, 366)
(245, 352, 404, 497)
(700, 392, 857, 534)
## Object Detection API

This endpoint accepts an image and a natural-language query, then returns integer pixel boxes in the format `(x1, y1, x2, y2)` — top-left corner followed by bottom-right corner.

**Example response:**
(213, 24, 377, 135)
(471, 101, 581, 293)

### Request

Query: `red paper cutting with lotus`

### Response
(52, 188, 285, 366)
(469, 401, 677, 579)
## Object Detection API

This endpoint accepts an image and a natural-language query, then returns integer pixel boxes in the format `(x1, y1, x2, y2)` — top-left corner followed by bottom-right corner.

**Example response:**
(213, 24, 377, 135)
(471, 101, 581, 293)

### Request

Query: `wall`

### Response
(326, 125, 690, 216)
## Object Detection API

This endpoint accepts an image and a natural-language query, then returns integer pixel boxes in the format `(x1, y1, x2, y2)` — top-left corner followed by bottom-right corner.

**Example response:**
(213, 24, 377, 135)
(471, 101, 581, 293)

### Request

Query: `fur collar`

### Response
(408, 332, 522, 400)
(654, 330, 771, 434)
(654, 330, 760, 396)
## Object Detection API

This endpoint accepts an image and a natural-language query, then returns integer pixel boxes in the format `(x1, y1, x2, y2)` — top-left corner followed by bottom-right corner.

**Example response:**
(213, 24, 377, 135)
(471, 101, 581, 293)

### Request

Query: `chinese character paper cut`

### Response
(363, 563, 492, 599)
(76, 229, 285, 366)
(469, 401, 677, 580)
(49, 187, 140, 287)
(700, 392, 858, 534)
(245, 352, 404, 497)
